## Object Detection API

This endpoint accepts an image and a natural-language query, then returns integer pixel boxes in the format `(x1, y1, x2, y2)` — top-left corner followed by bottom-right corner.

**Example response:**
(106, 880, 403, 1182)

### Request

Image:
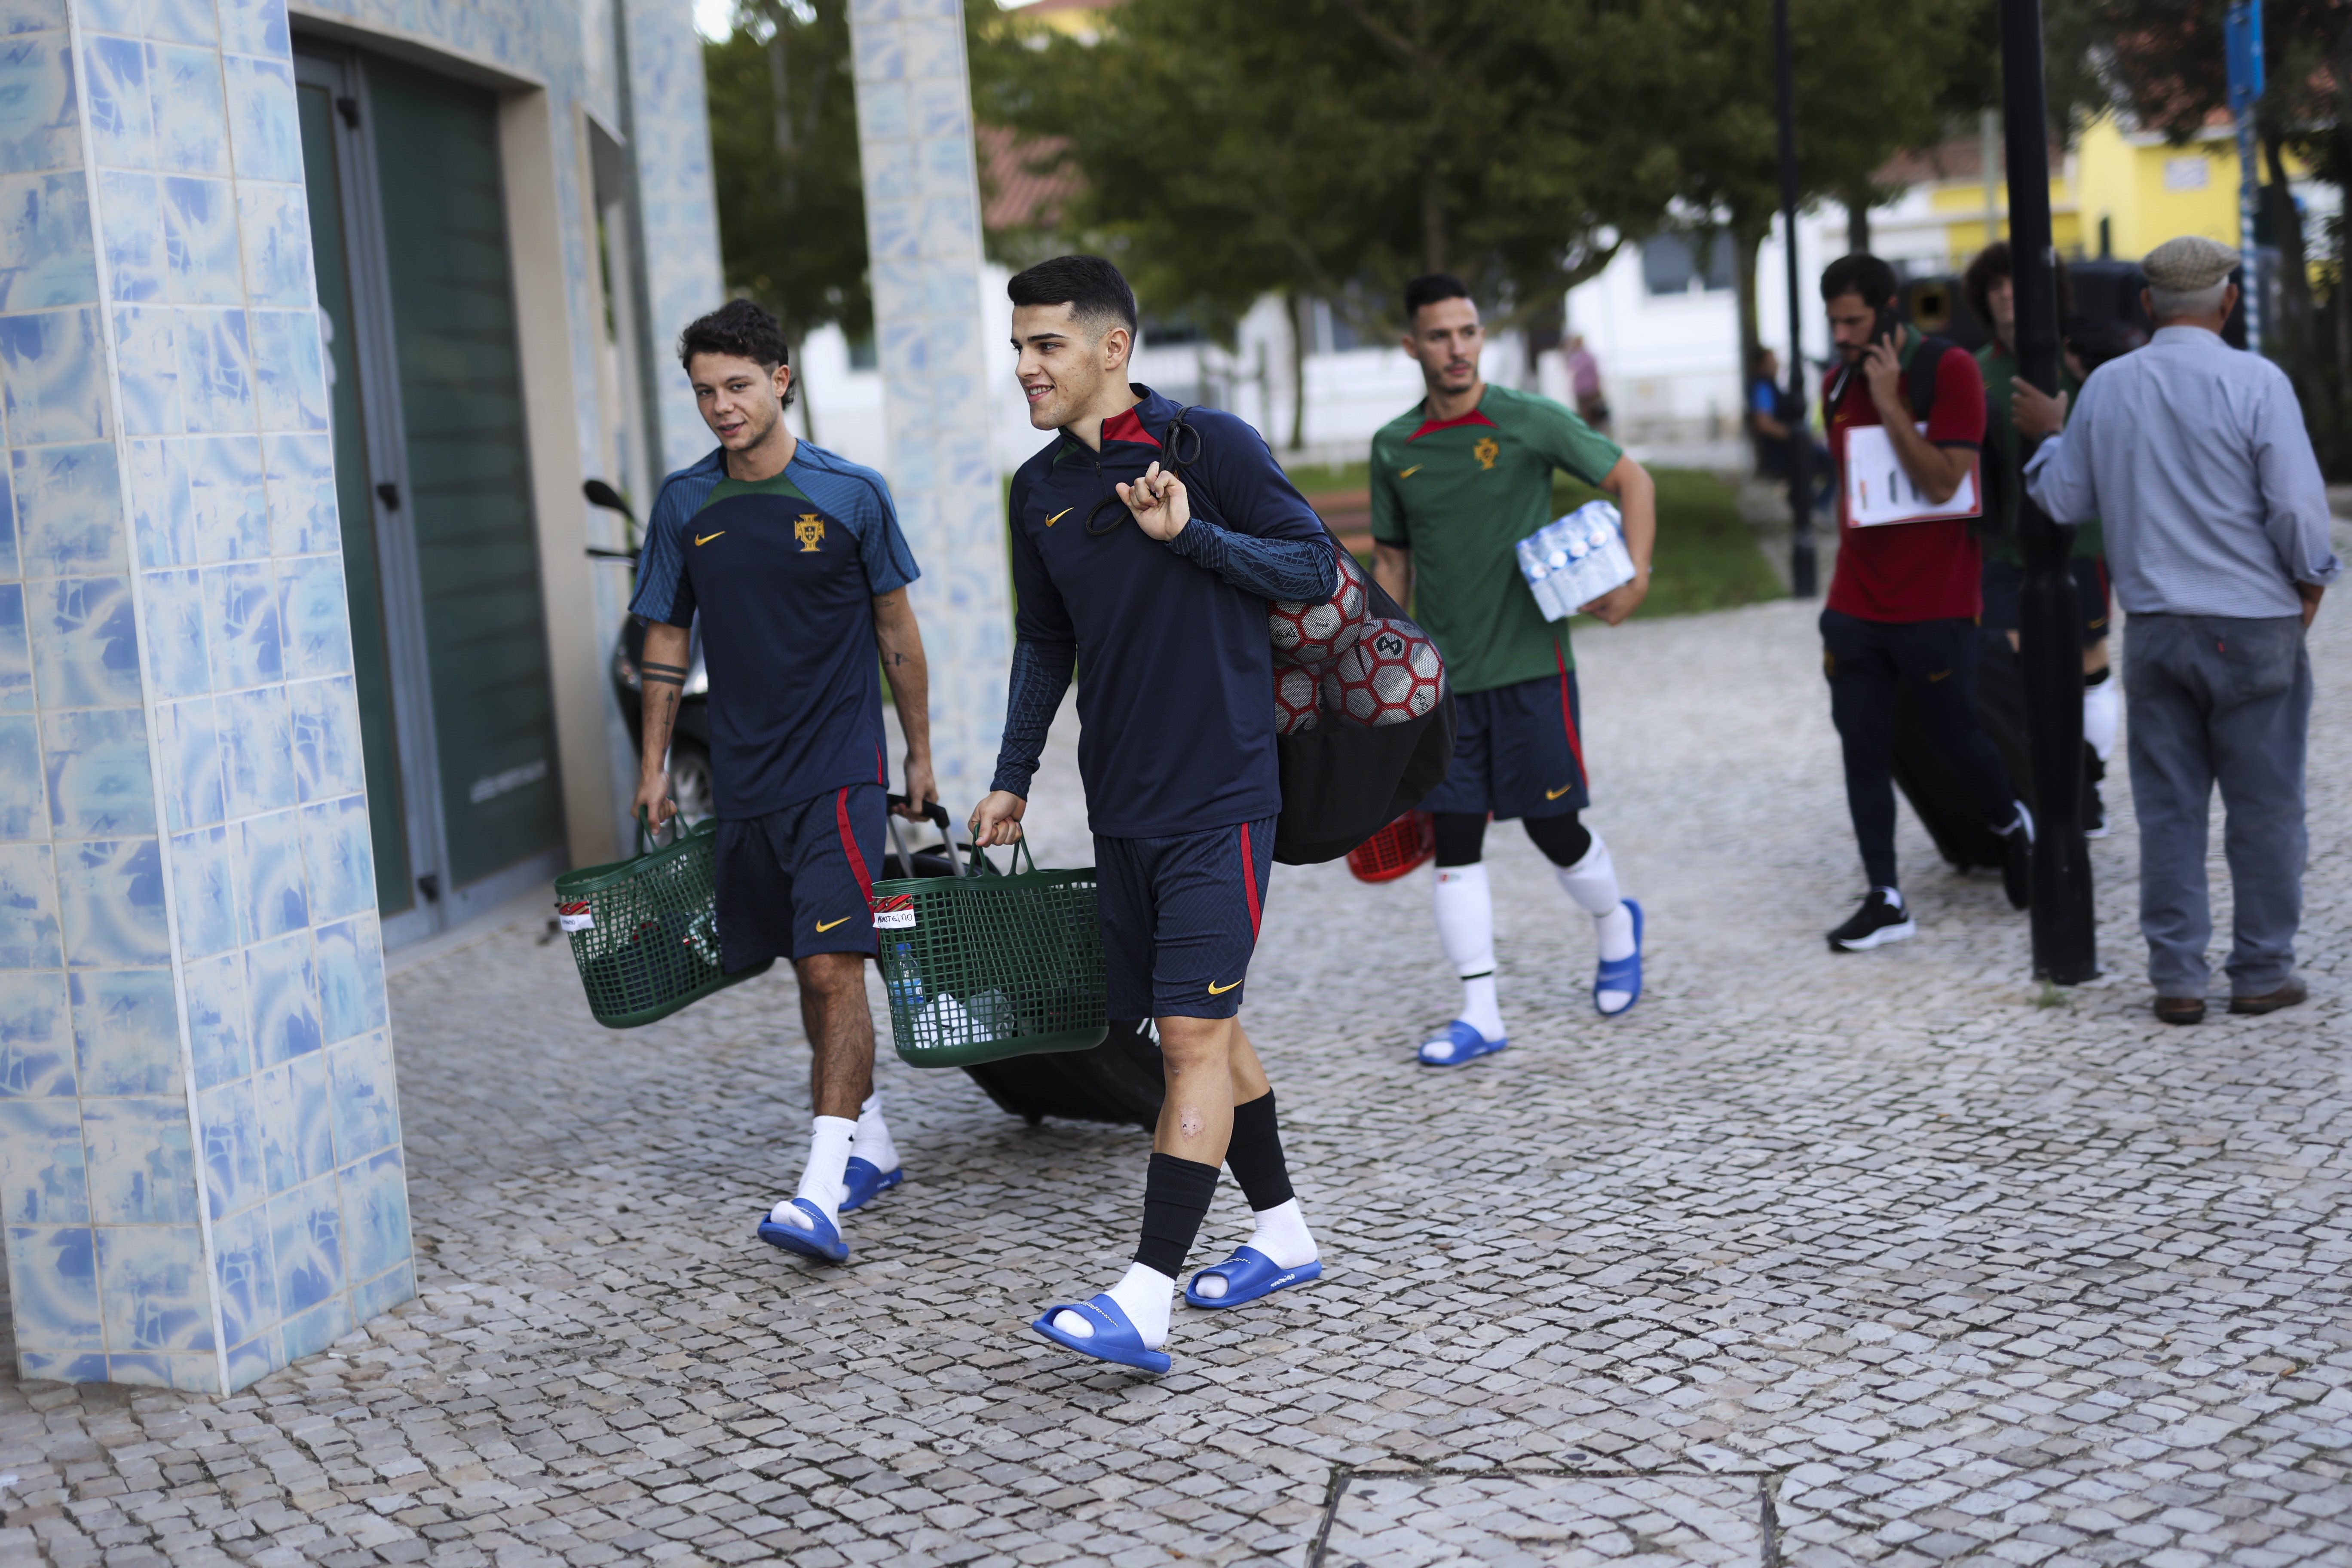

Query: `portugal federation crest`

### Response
(794, 513, 825, 552)
(1473, 436, 1500, 471)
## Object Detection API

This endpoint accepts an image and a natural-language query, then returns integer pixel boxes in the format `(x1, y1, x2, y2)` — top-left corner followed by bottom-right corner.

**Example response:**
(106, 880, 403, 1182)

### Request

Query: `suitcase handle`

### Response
(886, 792, 966, 879)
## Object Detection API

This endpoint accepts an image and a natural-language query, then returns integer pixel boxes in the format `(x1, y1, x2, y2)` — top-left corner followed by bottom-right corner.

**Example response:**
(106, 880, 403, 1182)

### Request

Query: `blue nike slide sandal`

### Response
(1593, 898, 1644, 1017)
(839, 1157, 902, 1213)
(1185, 1246, 1323, 1309)
(1030, 1294, 1171, 1375)
(1419, 1019, 1507, 1066)
(756, 1199, 849, 1264)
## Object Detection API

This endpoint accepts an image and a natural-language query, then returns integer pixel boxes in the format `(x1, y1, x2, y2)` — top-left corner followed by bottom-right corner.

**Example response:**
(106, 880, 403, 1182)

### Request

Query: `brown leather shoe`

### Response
(2230, 978, 2308, 1016)
(2153, 995, 2207, 1025)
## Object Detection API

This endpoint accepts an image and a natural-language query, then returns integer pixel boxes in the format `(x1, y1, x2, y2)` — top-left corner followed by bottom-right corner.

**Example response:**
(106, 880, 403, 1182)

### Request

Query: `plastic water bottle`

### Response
(886, 941, 924, 1011)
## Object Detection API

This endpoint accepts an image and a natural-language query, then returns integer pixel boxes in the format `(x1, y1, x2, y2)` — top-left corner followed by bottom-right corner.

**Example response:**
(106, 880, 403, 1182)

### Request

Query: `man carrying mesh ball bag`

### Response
(970, 256, 1338, 1376)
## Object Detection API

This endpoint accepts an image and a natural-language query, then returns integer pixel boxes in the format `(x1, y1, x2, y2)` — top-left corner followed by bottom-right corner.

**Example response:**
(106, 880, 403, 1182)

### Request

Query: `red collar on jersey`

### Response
(1406, 407, 1499, 442)
(1099, 407, 1162, 447)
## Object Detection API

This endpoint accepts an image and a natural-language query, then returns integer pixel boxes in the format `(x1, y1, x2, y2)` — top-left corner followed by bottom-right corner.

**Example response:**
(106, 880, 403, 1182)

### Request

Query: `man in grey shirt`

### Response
(2018, 235, 2339, 1023)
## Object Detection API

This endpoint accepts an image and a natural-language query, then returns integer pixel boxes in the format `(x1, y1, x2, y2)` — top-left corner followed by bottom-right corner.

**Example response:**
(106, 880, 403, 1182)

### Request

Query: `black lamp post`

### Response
(1773, 0, 1816, 598)
(2000, 0, 2098, 983)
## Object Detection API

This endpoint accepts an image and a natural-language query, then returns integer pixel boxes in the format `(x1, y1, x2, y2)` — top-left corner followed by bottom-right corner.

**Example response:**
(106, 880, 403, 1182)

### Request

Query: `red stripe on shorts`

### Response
(836, 787, 875, 903)
(1556, 645, 1588, 788)
(1238, 821, 1263, 938)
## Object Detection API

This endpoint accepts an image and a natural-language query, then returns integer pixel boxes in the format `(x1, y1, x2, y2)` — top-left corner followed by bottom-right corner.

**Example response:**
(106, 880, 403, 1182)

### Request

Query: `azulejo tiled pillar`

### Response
(0, 0, 411, 1394)
(848, 0, 1011, 808)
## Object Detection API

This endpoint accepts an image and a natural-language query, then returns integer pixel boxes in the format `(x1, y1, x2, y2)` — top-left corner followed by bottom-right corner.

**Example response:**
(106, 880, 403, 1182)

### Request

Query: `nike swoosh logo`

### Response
(1045, 507, 1072, 526)
(1546, 784, 1575, 800)
(1398, 466, 1421, 478)
(1927, 669, 1952, 682)
(695, 531, 724, 546)
(1207, 979, 1240, 995)
(815, 916, 852, 932)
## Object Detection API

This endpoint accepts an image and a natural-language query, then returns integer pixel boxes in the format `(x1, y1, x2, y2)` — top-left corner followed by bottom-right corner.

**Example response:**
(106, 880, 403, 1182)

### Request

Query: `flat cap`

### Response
(2142, 234, 2240, 291)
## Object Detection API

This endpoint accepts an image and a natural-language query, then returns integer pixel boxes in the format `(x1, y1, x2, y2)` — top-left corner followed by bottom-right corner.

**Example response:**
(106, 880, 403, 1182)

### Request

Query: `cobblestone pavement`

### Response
(3, 573, 2348, 1568)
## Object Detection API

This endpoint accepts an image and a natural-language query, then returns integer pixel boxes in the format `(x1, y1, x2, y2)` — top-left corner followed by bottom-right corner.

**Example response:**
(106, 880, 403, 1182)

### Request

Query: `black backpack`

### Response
(1152, 407, 1458, 865)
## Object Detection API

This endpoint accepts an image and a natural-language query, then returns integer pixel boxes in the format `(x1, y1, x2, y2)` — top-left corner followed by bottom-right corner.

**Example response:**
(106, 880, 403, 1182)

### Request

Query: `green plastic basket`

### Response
(870, 840, 1107, 1068)
(555, 814, 774, 1028)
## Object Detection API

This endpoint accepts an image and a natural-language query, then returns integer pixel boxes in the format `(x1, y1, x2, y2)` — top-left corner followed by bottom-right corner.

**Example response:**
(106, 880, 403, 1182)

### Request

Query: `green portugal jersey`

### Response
(1369, 383, 1623, 693)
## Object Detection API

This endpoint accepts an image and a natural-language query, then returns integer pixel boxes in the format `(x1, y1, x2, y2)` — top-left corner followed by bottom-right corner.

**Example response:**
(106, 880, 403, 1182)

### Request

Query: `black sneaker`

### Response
(1999, 801, 2034, 911)
(1828, 889, 1916, 952)
(2084, 784, 2110, 839)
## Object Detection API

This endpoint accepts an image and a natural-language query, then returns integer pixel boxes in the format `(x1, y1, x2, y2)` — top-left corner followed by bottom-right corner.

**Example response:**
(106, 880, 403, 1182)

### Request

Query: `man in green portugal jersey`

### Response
(1369, 273, 1658, 1067)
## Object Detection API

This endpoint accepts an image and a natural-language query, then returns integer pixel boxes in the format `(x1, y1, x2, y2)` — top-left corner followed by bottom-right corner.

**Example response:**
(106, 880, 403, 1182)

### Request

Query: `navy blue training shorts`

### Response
(1419, 660, 1590, 821)
(714, 783, 884, 971)
(1095, 816, 1276, 1021)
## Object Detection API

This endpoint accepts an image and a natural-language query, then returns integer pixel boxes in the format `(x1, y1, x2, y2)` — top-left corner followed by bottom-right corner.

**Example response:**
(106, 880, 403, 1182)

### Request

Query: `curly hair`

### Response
(678, 298, 793, 407)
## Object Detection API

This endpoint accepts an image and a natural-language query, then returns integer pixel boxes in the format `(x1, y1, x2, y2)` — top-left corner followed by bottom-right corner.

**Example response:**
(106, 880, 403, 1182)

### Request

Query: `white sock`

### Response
(1053, 1260, 1174, 1348)
(1877, 885, 1905, 910)
(771, 1115, 855, 1232)
(1191, 1198, 1320, 1298)
(1433, 865, 1505, 1042)
(1556, 834, 1634, 961)
(849, 1093, 898, 1175)
(2083, 675, 2119, 762)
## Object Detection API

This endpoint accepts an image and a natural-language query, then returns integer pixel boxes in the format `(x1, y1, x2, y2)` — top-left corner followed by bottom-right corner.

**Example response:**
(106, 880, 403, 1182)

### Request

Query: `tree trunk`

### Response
(1844, 194, 1871, 257)
(1420, 159, 1449, 276)
(1286, 290, 1310, 453)
(2263, 125, 2335, 466)
(768, 14, 792, 154)
(1733, 217, 1763, 398)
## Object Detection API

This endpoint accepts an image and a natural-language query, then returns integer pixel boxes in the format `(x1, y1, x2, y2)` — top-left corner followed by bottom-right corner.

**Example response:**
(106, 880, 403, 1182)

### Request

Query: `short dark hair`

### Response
(1819, 253, 1899, 306)
(679, 298, 794, 407)
(1962, 241, 2074, 338)
(1403, 272, 1473, 322)
(1007, 254, 1136, 335)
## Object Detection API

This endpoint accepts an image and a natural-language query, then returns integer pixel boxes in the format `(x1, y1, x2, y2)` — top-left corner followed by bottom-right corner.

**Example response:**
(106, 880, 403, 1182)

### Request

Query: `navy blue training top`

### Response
(630, 442, 920, 819)
(999, 387, 1329, 839)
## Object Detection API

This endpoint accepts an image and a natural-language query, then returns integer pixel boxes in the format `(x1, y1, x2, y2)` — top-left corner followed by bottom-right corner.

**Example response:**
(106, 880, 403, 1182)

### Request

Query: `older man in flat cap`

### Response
(2015, 235, 2340, 1023)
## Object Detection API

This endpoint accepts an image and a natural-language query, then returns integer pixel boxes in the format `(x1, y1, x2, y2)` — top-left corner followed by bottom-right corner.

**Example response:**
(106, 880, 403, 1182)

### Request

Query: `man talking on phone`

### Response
(1816, 254, 2032, 952)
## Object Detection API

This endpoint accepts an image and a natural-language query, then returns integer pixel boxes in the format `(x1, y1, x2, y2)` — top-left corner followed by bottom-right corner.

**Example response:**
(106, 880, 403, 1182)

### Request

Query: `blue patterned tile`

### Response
(855, 80, 909, 144)
(300, 792, 371, 925)
(81, 1095, 198, 1223)
(0, 714, 38, 837)
(324, 1023, 394, 1163)
(279, 1290, 347, 1362)
(96, 171, 162, 303)
(312, 910, 380, 1039)
(0, 964, 65, 1087)
(224, 1326, 280, 1388)
(350, 1256, 411, 1326)
(0, 306, 108, 442)
(188, 433, 265, 562)
(232, 807, 302, 940)
(0, 1095, 85, 1221)
(180, 946, 243, 1087)
(79, 34, 153, 171)
(235, 181, 307, 308)
(254, 1050, 326, 1195)
(210, 1200, 275, 1348)
(18, 1348, 107, 1380)
(56, 836, 170, 967)
(165, 822, 232, 956)
(0, 458, 15, 575)
(0, 583, 28, 709)
(139, 565, 205, 698)
(159, 174, 237, 305)
(150, 44, 227, 177)
(74, 0, 138, 35)
(262, 432, 333, 555)
(248, 309, 325, 432)
(266, 1167, 337, 1314)
(153, 697, 221, 832)
(217, 683, 291, 818)
(0, 2, 69, 35)
(242, 927, 315, 1064)
(13, 444, 127, 578)
(196, 1078, 263, 1220)
(28, 576, 139, 707)
(95, 1220, 213, 1351)
(110, 302, 181, 435)
(277, 553, 346, 676)
(104, 1351, 217, 1391)
(0, 35, 80, 175)
(143, 0, 215, 46)
(125, 437, 193, 568)
(337, 1142, 405, 1283)
(0, 840, 57, 968)
(0, 172, 92, 308)
(220, 55, 296, 183)
(70, 968, 176, 1097)
(202, 561, 278, 688)
(42, 707, 156, 837)
(285, 675, 360, 802)
(4, 1225, 100, 1349)
(175, 306, 251, 433)
(218, 0, 288, 59)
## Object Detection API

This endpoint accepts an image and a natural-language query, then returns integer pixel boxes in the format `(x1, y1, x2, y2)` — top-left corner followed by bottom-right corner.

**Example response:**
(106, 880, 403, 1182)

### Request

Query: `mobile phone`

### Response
(1873, 303, 1903, 350)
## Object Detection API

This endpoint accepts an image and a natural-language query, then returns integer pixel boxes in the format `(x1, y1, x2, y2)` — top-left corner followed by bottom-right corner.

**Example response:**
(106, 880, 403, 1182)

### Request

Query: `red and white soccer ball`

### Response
(1268, 548, 1368, 666)
(1273, 663, 1323, 734)
(1322, 618, 1446, 727)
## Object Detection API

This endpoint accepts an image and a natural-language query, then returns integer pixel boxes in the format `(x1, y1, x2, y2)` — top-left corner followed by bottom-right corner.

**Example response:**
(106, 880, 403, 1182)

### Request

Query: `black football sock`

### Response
(1223, 1091, 1294, 1212)
(1133, 1152, 1219, 1278)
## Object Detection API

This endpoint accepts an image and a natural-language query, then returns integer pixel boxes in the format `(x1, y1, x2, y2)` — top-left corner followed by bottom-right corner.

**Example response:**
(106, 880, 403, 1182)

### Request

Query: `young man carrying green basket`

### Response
(971, 257, 1335, 1376)
(631, 300, 937, 1267)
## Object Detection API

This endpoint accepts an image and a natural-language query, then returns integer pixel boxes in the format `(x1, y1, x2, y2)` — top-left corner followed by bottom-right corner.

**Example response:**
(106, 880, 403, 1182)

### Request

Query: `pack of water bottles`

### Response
(1516, 499, 1635, 622)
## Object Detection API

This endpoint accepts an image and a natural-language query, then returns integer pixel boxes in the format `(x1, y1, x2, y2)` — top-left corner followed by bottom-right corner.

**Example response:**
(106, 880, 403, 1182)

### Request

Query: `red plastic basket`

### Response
(1347, 811, 1436, 883)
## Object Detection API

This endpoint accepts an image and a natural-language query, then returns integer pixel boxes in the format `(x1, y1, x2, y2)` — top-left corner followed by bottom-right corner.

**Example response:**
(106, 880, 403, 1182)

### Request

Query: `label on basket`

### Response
(557, 900, 594, 932)
(872, 894, 916, 931)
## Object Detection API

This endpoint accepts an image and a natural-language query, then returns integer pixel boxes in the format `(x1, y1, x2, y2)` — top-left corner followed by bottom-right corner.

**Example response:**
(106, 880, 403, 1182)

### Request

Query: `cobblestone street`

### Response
(3, 574, 2347, 1567)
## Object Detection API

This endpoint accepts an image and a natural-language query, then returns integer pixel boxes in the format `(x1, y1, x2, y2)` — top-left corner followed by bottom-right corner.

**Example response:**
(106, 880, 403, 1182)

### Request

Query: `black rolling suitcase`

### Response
(883, 799, 1163, 1131)
(1889, 627, 2034, 872)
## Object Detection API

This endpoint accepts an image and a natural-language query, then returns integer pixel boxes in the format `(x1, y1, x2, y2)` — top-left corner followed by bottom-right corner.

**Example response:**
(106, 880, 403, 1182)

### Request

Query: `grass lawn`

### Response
(1285, 459, 1783, 622)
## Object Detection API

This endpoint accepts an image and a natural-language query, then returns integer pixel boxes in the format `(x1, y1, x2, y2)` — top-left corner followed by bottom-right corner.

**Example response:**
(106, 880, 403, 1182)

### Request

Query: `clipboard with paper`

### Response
(1843, 422, 1982, 528)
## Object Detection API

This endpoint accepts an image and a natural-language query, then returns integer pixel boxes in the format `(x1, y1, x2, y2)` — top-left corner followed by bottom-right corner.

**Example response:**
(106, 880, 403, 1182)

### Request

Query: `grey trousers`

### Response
(2122, 612, 2312, 996)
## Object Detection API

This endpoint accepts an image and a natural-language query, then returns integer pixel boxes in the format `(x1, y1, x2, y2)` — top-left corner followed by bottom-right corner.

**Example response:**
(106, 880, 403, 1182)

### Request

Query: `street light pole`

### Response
(1774, 0, 1816, 598)
(1999, 0, 2097, 983)
(2226, 1, 2265, 354)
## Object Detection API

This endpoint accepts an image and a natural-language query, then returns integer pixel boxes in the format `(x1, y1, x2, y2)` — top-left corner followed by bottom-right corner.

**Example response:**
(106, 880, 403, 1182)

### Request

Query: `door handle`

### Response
(377, 482, 400, 511)
(417, 873, 439, 903)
